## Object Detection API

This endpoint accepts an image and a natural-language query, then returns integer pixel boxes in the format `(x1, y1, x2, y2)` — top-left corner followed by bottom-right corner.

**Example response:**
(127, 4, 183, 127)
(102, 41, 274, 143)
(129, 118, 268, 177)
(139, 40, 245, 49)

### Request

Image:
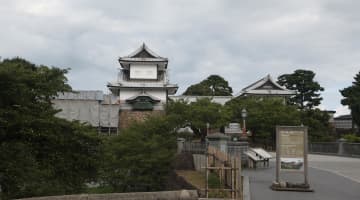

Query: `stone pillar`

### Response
(177, 138, 186, 154)
(219, 139, 228, 153)
(338, 138, 347, 156)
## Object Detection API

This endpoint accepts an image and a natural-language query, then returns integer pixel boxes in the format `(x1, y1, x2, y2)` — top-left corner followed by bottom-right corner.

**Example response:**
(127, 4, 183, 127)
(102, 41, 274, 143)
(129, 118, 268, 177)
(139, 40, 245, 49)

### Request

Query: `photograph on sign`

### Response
(281, 157, 304, 171)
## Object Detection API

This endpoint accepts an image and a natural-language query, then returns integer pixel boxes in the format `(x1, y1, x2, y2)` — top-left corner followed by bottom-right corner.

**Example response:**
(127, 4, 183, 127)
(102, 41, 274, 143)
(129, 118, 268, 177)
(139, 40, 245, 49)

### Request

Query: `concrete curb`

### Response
(243, 176, 251, 200)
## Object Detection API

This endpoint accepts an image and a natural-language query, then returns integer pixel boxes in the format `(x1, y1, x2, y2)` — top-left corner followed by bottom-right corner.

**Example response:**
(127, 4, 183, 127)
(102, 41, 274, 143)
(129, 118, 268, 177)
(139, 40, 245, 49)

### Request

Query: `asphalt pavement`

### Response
(243, 154, 360, 200)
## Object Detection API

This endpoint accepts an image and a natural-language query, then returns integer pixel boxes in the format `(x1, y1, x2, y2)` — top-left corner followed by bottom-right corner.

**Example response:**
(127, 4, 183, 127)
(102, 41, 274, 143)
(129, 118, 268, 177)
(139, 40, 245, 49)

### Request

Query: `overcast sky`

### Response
(1, 0, 359, 116)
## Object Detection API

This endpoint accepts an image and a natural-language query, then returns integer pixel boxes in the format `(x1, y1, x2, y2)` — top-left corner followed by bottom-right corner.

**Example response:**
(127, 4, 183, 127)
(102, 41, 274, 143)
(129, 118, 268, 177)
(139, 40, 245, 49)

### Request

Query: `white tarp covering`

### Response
(56, 91, 103, 100)
(99, 104, 119, 127)
(53, 100, 101, 126)
(53, 91, 119, 127)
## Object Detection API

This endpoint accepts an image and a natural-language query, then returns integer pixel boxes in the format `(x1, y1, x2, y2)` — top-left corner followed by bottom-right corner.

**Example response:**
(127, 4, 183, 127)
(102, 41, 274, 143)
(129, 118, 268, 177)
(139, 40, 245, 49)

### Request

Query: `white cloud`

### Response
(335, 105, 351, 117)
(0, 0, 359, 113)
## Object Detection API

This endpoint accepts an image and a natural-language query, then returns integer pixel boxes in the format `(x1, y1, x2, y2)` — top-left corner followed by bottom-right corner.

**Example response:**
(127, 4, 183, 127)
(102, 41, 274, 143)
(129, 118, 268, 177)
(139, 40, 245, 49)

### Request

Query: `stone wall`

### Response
(119, 110, 165, 130)
(17, 190, 198, 200)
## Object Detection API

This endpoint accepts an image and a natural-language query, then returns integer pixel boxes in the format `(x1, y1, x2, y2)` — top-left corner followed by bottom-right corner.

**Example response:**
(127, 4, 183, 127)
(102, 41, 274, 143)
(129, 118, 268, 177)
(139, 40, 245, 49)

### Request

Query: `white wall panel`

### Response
(130, 64, 157, 79)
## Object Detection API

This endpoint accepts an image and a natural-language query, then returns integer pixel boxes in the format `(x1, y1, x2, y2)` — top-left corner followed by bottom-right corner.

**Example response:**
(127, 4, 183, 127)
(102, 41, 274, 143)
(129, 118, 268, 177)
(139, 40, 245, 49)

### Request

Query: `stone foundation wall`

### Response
(119, 110, 165, 130)
(17, 190, 198, 200)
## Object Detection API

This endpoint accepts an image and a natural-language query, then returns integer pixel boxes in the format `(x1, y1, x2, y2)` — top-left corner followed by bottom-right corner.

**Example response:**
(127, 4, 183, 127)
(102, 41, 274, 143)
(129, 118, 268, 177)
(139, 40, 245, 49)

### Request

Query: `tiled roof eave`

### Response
(241, 90, 296, 95)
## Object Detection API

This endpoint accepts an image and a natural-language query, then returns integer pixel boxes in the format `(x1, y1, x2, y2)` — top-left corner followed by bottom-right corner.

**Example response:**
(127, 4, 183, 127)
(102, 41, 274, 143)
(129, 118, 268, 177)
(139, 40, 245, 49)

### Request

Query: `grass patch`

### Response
(176, 170, 205, 189)
(176, 170, 231, 198)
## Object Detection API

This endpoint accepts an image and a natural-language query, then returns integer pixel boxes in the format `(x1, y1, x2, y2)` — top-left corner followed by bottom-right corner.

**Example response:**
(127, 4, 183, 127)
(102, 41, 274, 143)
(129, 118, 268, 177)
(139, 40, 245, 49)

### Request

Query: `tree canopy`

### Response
(183, 75, 233, 96)
(167, 98, 226, 141)
(0, 58, 102, 199)
(224, 98, 301, 146)
(340, 71, 360, 128)
(224, 97, 334, 145)
(278, 69, 324, 110)
(100, 116, 177, 192)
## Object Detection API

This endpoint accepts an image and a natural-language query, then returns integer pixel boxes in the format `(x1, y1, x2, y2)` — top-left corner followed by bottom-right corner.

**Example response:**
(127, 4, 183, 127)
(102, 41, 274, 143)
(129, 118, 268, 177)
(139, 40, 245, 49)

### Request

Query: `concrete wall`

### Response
(17, 190, 198, 200)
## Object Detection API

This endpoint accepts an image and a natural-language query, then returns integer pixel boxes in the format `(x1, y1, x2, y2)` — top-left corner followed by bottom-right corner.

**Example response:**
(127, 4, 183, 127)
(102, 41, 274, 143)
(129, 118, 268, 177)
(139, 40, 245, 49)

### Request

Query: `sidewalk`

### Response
(243, 154, 360, 200)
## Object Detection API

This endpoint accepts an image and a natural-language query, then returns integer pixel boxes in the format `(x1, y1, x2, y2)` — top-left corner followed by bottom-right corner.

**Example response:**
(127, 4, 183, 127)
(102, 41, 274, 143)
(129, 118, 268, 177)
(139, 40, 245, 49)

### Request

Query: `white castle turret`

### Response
(107, 43, 178, 129)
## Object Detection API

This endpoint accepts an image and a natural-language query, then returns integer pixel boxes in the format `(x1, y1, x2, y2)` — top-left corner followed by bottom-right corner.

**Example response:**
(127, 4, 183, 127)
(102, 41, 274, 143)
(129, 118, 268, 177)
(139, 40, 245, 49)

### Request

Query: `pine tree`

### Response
(340, 71, 360, 129)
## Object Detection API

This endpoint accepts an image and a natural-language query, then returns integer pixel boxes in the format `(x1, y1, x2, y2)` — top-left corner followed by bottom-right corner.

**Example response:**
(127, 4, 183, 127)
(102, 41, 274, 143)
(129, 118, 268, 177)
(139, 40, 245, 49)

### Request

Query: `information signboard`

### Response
(276, 126, 308, 184)
(279, 129, 304, 171)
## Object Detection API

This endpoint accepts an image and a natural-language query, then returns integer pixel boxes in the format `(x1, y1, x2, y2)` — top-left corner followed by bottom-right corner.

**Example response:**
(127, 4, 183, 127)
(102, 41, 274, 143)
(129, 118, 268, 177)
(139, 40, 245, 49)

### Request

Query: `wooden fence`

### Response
(204, 146, 242, 199)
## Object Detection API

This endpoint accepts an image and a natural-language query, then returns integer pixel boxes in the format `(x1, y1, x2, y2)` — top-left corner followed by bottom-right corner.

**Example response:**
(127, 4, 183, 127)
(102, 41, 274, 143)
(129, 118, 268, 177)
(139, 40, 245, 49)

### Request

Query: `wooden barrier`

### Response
(204, 146, 242, 199)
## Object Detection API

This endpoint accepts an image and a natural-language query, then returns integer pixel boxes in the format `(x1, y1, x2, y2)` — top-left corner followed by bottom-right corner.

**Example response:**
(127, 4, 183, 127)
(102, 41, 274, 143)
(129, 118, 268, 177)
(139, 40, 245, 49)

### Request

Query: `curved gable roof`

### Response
(235, 74, 296, 97)
(118, 43, 168, 68)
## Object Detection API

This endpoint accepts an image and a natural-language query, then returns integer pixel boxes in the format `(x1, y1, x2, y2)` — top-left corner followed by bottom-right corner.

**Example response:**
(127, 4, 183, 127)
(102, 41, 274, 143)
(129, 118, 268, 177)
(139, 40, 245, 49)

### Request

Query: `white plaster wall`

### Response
(119, 89, 167, 102)
(130, 64, 157, 79)
(147, 90, 167, 101)
(119, 89, 167, 111)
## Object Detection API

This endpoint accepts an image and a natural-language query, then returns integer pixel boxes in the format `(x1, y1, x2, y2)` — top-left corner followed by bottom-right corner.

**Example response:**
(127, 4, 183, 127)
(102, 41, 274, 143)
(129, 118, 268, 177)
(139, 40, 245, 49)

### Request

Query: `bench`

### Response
(245, 148, 272, 168)
(245, 150, 261, 168)
(252, 148, 272, 167)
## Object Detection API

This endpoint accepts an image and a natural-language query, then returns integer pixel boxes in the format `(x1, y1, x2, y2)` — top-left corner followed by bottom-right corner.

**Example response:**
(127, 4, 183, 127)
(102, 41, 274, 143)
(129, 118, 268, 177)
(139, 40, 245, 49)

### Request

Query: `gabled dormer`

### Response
(118, 43, 168, 81)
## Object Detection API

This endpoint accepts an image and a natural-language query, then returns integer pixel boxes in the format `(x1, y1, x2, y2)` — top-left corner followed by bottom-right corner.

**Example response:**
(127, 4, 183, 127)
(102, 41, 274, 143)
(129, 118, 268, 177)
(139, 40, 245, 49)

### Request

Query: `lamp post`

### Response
(241, 108, 248, 140)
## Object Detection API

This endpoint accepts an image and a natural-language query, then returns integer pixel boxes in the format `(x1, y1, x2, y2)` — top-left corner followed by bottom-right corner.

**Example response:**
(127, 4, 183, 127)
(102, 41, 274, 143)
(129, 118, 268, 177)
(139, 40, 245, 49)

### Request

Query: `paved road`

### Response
(308, 154, 360, 183)
(243, 154, 360, 200)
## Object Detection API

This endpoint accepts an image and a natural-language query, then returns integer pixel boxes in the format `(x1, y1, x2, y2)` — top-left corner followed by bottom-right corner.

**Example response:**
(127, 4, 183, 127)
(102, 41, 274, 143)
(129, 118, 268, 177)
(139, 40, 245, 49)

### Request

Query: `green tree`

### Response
(100, 116, 176, 192)
(300, 109, 333, 142)
(224, 98, 301, 147)
(340, 71, 360, 128)
(278, 69, 324, 109)
(167, 98, 226, 141)
(183, 75, 233, 96)
(0, 58, 102, 199)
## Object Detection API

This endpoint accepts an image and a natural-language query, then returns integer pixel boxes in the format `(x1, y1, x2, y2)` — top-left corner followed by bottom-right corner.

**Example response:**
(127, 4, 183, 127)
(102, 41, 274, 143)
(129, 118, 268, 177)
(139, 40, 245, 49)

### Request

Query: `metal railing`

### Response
(183, 141, 206, 154)
(309, 142, 360, 157)
(181, 141, 249, 161)
(343, 143, 360, 156)
(309, 142, 339, 154)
